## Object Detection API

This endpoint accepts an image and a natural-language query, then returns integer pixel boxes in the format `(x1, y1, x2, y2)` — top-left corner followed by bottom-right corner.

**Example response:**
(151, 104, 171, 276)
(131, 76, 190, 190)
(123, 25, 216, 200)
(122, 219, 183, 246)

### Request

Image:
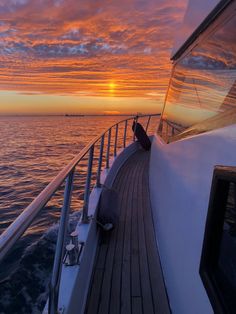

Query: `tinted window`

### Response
(216, 182, 236, 311)
(159, 6, 236, 142)
(200, 167, 236, 314)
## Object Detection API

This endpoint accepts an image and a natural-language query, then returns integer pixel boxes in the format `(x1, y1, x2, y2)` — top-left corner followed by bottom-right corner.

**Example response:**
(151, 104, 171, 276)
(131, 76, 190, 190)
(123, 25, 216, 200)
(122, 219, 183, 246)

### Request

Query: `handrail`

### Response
(158, 118, 185, 142)
(0, 113, 160, 314)
(0, 114, 159, 250)
(49, 170, 75, 314)
(0, 135, 100, 260)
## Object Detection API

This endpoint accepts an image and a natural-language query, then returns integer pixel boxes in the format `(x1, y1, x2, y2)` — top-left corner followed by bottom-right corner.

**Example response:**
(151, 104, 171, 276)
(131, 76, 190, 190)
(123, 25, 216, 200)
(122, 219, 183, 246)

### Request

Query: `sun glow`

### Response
(109, 82, 116, 94)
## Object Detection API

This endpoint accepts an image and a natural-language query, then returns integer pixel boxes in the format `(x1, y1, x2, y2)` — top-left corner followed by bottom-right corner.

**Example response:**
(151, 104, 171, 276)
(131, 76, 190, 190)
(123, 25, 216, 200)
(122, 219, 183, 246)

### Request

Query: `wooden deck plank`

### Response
(98, 162, 129, 314)
(87, 164, 126, 314)
(120, 157, 140, 314)
(97, 220, 118, 314)
(132, 297, 143, 314)
(136, 153, 155, 314)
(85, 149, 170, 314)
(86, 269, 104, 314)
(142, 169, 171, 314)
(131, 173, 141, 299)
(109, 159, 134, 314)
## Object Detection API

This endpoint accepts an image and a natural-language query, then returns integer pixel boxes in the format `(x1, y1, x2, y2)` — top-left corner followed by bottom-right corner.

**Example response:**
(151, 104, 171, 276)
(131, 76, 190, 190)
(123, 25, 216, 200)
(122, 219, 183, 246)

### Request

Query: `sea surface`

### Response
(0, 115, 157, 314)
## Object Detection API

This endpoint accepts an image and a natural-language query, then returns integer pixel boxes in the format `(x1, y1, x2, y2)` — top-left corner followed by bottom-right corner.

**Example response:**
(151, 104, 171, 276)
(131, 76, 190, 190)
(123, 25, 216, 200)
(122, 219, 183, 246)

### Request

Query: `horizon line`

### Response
(0, 113, 159, 117)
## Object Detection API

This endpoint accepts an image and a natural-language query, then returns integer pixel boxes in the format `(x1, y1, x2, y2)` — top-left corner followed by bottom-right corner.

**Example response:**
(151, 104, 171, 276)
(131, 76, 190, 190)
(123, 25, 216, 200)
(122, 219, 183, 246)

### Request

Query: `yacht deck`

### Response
(85, 149, 170, 314)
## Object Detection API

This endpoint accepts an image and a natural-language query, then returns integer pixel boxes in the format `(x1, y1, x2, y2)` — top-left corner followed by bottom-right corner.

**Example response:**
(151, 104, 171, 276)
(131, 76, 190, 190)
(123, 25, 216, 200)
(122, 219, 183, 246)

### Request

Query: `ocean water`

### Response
(0, 115, 158, 313)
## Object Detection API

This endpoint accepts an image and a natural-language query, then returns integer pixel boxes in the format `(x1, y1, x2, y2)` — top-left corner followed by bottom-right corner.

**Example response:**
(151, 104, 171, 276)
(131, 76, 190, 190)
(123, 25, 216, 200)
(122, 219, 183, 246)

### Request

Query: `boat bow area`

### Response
(86, 149, 170, 314)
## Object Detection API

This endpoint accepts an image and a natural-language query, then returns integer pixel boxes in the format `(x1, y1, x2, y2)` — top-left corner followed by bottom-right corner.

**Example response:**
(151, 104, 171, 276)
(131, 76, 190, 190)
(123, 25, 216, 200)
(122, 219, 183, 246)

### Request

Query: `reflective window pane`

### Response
(159, 9, 236, 142)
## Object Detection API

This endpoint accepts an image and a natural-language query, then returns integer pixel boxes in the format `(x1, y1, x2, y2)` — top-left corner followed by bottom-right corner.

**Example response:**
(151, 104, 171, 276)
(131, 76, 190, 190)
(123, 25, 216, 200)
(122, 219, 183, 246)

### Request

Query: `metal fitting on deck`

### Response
(65, 243, 77, 266)
(63, 230, 84, 266)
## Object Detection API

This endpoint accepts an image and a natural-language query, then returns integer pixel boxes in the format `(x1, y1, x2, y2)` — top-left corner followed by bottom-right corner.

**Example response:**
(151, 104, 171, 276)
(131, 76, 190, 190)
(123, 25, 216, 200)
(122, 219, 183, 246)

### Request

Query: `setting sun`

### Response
(109, 82, 116, 94)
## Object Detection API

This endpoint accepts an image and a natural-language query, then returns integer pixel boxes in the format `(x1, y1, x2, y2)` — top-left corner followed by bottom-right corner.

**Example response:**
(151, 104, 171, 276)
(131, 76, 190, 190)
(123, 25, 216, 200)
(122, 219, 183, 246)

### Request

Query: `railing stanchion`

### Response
(167, 122, 169, 141)
(123, 120, 127, 148)
(114, 124, 118, 157)
(106, 128, 112, 169)
(145, 116, 151, 133)
(96, 135, 104, 187)
(49, 170, 74, 314)
(133, 116, 138, 142)
(82, 145, 94, 223)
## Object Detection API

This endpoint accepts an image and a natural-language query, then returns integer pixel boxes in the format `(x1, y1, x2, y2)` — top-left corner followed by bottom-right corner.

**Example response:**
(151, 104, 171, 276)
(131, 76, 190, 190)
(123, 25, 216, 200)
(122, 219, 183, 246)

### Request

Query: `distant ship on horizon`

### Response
(65, 113, 85, 117)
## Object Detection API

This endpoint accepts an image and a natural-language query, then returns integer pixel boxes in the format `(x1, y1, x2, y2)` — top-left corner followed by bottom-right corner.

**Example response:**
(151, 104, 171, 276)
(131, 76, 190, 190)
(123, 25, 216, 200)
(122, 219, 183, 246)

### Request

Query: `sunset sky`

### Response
(0, 0, 188, 115)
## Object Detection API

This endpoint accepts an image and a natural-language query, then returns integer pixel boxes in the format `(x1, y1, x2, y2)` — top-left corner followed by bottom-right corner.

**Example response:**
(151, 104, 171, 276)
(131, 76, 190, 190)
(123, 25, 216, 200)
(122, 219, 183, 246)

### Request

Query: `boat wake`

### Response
(0, 211, 81, 314)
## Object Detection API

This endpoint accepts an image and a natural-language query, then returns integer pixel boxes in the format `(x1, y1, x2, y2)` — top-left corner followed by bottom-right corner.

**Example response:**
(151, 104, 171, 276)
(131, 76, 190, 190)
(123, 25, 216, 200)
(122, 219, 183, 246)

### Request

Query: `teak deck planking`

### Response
(85, 149, 170, 314)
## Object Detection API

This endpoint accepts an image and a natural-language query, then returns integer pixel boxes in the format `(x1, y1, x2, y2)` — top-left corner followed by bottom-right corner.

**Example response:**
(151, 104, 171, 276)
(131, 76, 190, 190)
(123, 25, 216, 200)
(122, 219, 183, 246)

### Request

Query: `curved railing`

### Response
(158, 118, 185, 142)
(0, 113, 160, 313)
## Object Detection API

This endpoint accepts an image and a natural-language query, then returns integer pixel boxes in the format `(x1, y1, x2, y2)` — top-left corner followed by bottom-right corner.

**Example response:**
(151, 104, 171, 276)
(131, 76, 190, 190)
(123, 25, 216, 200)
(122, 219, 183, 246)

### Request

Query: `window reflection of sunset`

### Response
(163, 10, 236, 128)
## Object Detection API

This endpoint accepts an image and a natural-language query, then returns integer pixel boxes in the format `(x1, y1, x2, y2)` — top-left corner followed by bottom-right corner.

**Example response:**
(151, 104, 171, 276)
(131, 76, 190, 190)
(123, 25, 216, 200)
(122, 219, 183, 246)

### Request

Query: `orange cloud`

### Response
(0, 0, 188, 113)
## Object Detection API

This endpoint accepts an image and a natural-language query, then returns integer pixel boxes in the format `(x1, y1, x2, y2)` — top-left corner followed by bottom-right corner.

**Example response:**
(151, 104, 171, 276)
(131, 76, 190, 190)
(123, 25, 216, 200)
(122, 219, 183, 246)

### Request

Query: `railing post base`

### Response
(81, 206, 89, 224)
(82, 146, 94, 224)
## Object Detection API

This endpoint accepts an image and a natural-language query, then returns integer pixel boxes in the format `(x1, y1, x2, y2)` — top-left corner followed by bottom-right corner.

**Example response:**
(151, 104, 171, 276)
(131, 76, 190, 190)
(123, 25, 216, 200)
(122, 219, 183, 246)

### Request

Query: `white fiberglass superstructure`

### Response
(152, 0, 236, 312)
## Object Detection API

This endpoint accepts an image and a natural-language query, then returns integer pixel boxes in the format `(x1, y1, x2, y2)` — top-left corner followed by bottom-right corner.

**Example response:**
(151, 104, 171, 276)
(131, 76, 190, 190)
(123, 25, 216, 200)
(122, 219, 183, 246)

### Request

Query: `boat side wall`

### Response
(149, 125, 236, 314)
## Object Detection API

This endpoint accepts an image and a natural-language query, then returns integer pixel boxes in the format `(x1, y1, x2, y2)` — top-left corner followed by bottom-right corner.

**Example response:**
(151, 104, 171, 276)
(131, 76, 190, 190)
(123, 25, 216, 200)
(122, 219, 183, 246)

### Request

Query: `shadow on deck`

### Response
(85, 149, 170, 314)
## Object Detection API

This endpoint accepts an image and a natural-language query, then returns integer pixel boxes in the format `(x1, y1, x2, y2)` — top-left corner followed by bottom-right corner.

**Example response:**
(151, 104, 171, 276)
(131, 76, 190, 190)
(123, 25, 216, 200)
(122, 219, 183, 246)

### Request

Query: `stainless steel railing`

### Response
(158, 118, 185, 142)
(0, 113, 160, 314)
